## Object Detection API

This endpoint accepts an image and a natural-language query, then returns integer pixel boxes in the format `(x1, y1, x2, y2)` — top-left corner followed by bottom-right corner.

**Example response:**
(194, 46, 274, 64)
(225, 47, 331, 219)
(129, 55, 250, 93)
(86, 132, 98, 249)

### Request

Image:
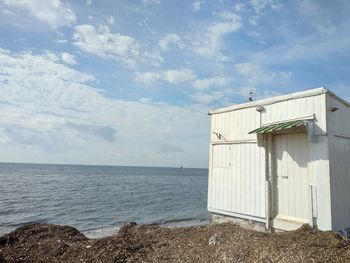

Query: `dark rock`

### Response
(119, 222, 138, 234)
(0, 253, 6, 263)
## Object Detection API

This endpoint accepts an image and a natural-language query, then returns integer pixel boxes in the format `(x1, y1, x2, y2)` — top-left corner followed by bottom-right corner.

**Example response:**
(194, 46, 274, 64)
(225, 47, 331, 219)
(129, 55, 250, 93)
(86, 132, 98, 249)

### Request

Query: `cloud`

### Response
(135, 69, 197, 84)
(0, 49, 209, 167)
(67, 122, 116, 142)
(73, 24, 140, 63)
(135, 71, 232, 91)
(72, 24, 162, 68)
(61, 52, 77, 65)
(192, 1, 202, 12)
(191, 86, 282, 105)
(249, 0, 278, 13)
(142, 0, 161, 5)
(235, 62, 292, 85)
(249, 16, 259, 26)
(143, 51, 164, 64)
(107, 15, 115, 25)
(158, 33, 184, 51)
(258, 89, 282, 99)
(234, 2, 246, 12)
(1, 8, 15, 16)
(249, 26, 350, 66)
(134, 71, 162, 84)
(192, 77, 233, 90)
(2, 0, 76, 28)
(193, 11, 242, 61)
(155, 142, 182, 154)
(192, 91, 224, 104)
(163, 69, 196, 83)
(298, 0, 333, 33)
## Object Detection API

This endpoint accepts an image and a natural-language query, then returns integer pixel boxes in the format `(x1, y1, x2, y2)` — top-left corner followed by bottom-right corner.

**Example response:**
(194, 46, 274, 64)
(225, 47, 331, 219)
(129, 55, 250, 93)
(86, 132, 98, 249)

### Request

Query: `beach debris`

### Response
(208, 234, 220, 246)
(0, 253, 5, 263)
(1, 222, 350, 262)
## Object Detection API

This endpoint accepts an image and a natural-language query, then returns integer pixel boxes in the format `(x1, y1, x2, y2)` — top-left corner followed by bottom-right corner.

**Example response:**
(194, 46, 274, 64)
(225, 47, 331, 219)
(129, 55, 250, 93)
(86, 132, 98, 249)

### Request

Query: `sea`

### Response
(0, 163, 209, 238)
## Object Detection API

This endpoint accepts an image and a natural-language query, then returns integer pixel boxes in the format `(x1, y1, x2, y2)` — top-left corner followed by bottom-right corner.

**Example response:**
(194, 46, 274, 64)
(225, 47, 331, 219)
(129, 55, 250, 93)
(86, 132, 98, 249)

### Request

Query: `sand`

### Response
(1, 222, 350, 262)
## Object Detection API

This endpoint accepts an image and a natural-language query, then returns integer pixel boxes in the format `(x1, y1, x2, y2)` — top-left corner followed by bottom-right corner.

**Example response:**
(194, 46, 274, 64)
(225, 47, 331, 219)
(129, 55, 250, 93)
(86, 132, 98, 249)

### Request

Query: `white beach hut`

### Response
(207, 87, 350, 232)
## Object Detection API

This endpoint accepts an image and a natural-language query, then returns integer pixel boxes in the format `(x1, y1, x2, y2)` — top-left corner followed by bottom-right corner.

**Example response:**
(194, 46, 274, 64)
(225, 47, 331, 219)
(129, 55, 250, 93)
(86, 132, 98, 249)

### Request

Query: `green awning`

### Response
(249, 119, 309, 134)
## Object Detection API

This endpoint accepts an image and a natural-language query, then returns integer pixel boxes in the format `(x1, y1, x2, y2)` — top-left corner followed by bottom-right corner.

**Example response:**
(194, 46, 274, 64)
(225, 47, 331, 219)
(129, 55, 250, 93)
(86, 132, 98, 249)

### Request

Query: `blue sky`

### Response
(0, 0, 350, 168)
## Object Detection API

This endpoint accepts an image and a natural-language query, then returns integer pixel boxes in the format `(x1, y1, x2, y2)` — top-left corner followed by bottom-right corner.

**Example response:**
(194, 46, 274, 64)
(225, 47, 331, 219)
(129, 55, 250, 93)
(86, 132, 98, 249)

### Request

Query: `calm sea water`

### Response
(0, 163, 209, 238)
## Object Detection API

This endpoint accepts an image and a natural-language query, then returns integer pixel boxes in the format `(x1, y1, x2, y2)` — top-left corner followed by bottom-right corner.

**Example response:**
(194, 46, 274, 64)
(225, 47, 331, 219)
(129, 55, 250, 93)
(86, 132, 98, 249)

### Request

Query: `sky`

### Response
(0, 0, 350, 168)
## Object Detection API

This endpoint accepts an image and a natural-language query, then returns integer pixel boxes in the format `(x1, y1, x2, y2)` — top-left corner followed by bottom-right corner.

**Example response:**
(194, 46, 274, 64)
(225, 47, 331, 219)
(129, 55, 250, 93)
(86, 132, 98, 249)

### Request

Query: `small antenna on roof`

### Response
(246, 88, 257, 102)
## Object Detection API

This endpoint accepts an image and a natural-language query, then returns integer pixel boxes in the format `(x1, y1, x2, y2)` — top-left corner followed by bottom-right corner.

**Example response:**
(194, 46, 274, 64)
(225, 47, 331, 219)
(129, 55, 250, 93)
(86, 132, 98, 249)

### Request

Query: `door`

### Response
(273, 133, 310, 228)
(209, 143, 265, 219)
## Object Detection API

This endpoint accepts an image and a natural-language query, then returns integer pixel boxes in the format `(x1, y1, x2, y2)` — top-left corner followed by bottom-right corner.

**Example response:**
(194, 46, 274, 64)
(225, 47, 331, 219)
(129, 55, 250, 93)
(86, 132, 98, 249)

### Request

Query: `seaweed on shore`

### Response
(1, 222, 350, 262)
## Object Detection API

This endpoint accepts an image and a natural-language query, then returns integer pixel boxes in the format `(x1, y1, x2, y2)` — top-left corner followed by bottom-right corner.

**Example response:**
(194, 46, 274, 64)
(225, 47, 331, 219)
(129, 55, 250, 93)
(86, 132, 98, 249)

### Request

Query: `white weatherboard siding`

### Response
(327, 94, 350, 230)
(208, 143, 265, 220)
(210, 107, 259, 143)
(208, 88, 337, 231)
(309, 135, 331, 230)
(210, 91, 328, 145)
(261, 94, 327, 135)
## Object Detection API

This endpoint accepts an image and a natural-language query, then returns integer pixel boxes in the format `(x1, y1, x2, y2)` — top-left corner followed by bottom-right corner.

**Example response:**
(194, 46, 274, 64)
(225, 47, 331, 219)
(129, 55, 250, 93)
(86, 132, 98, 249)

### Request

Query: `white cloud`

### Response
(194, 11, 242, 61)
(158, 33, 184, 51)
(234, 2, 246, 12)
(73, 24, 140, 62)
(2, 8, 15, 16)
(86, 0, 92, 5)
(235, 62, 260, 77)
(72, 24, 162, 67)
(107, 15, 115, 25)
(190, 87, 260, 105)
(258, 89, 282, 99)
(250, 21, 350, 66)
(192, 77, 233, 90)
(135, 71, 162, 84)
(298, 0, 333, 33)
(0, 49, 209, 167)
(246, 31, 267, 45)
(235, 62, 292, 85)
(142, 51, 164, 67)
(249, 0, 278, 13)
(192, 1, 202, 12)
(55, 31, 68, 44)
(136, 71, 231, 89)
(3, 0, 76, 28)
(55, 39, 68, 44)
(61, 52, 77, 65)
(192, 91, 224, 104)
(191, 86, 281, 105)
(135, 69, 196, 84)
(249, 15, 259, 26)
(142, 0, 161, 5)
(163, 69, 196, 83)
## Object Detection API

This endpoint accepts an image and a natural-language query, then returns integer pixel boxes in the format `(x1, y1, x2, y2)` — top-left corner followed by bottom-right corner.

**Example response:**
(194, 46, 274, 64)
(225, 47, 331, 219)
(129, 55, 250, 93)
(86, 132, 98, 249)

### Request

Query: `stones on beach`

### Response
(119, 222, 138, 234)
(0, 253, 5, 263)
(1, 222, 350, 262)
(208, 234, 220, 246)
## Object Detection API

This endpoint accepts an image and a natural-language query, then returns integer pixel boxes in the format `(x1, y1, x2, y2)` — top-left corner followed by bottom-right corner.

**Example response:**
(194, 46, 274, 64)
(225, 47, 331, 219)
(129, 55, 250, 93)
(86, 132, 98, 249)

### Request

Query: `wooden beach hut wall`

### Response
(207, 87, 350, 232)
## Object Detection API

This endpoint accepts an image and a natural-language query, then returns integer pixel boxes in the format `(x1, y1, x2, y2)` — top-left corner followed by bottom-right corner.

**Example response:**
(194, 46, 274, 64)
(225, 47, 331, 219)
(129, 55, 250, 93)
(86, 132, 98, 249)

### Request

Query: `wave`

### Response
(83, 226, 121, 239)
(83, 218, 210, 239)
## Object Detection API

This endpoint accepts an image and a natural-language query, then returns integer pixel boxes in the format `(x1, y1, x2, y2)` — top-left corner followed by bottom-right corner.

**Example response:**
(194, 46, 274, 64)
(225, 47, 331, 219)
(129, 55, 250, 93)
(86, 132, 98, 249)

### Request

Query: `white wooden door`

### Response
(273, 133, 310, 227)
(208, 143, 265, 220)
